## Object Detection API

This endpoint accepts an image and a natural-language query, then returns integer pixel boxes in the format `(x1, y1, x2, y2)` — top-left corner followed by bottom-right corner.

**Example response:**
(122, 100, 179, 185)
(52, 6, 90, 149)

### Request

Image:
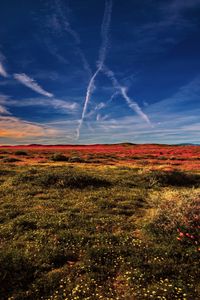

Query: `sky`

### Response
(0, 0, 200, 145)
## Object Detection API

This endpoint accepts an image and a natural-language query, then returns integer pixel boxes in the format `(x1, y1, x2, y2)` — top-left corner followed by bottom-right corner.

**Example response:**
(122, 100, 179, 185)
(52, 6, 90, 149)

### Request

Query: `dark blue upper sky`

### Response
(0, 0, 200, 144)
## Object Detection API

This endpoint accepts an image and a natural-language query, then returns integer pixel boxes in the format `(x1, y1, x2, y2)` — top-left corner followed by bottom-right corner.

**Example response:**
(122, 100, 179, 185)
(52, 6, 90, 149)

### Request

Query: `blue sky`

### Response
(0, 0, 200, 144)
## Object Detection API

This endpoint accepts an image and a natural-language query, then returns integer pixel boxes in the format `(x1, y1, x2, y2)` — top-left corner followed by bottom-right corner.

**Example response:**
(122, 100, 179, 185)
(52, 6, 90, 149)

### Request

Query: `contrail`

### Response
(98, 0, 113, 68)
(77, 0, 113, 139)
(76, 48, 92, 78)
(54, 0, 80, 44)
(76, 68, 100, 139)
(102, 65, 151, 125)
(54, 0, 92, 77)
(106, 91, 119, 106)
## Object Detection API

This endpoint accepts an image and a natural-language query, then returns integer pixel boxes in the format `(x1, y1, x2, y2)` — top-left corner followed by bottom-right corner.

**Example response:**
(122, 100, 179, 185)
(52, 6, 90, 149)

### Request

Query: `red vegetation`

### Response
(0, 144, 200, 170)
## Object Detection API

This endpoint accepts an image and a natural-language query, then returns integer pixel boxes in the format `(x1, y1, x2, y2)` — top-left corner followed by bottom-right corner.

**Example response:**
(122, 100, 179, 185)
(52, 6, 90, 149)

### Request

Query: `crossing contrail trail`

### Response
(76, 0, 151, 139)
(102, 65, 151, 125)
(76, 0, 113, 139)
(54, 0, 92, 78)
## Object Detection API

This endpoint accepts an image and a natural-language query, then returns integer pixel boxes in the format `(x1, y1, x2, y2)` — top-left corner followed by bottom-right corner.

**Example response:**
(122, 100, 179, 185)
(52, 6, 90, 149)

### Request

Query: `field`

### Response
(0, 144, 199, 300)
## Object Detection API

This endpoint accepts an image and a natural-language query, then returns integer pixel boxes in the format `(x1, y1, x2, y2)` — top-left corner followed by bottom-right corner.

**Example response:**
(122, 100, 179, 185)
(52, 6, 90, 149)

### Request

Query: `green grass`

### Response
(0, 165, 199, 299)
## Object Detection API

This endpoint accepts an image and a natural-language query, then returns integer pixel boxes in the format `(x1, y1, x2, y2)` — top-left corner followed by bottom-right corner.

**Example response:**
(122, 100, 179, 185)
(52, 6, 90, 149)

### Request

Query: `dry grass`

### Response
(0, 148, 199, 299)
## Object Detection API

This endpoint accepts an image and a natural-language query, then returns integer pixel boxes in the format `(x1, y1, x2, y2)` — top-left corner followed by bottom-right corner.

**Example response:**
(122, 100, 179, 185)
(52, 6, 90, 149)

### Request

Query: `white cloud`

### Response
(0, 94, 9, 104)
(72, 76, 200, 144)
(0, 94, 10, 115)
(5, 97, 79, 114)
(52, 99, 78, 112)
(76, 113, 200, 144)
(0, 61, 8, 77)
(14, 73, 54, 97)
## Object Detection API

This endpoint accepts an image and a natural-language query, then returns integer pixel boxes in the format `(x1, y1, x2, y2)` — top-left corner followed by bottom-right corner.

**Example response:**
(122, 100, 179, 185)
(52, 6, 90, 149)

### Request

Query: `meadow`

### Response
(0, 144, 199, 300)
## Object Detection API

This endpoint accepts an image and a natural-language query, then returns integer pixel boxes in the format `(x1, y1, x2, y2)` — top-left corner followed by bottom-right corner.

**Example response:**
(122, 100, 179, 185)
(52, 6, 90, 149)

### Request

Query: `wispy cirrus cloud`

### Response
(0, 51, 8, 77)
(73, 76, 200, 144)
(53, 0, 80, 44)
(166, 0, 200, 16)
(85, 91, 118, 121)
(0, 91, 79, 118)
(0, 61, 8, 78)
(49, 99, 78, 112)
(0, 94, 11, 115)
(43, 38, 69, 65)
(147, 76, 200, 116)
(85, 102, 107, 119)
(96, 113, 109, 122)
(75, 112, 200, 145)
(6, 97, 79, 114)
(14, 73, 54, 97)
(113, 0, 200, 62)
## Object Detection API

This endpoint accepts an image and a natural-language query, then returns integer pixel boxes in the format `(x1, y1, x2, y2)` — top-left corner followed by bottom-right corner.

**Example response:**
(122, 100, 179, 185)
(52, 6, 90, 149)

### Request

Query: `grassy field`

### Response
(0, 145, 199, 299)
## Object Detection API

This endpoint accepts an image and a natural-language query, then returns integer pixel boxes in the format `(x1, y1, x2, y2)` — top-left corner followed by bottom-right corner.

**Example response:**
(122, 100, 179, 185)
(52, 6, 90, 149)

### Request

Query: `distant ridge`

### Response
(0, 142, 199, 147)
(177, 143, 199, 146)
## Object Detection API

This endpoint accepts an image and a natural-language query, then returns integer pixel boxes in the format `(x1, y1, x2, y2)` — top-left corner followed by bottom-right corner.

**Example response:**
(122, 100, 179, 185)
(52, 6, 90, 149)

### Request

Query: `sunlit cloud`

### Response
(0, 116, 58, 139)
(0, 105, 10, 115)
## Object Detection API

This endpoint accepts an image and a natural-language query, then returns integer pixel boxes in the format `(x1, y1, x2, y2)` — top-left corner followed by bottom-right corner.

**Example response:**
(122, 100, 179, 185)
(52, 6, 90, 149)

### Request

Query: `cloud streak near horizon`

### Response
(0, 115, 58, 140)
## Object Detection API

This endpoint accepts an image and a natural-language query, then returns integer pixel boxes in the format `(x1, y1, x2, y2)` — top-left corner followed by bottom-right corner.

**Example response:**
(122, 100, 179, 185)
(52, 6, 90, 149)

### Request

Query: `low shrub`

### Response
(51, 153, 69, 162)
(36, 171, 110, 189)
(3, 157, 21, 163)
(159, 171, 199, 187)
(15, 218, 38, 231)
(0, 248, 36, 299)
(15, 150, 28, 156)
(68, 156, 85, 163)
(12, 168, 111, 189)
(0, 150, 9, 154)
(144, 170, 200, 188)
(0, 169, 16, 176)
